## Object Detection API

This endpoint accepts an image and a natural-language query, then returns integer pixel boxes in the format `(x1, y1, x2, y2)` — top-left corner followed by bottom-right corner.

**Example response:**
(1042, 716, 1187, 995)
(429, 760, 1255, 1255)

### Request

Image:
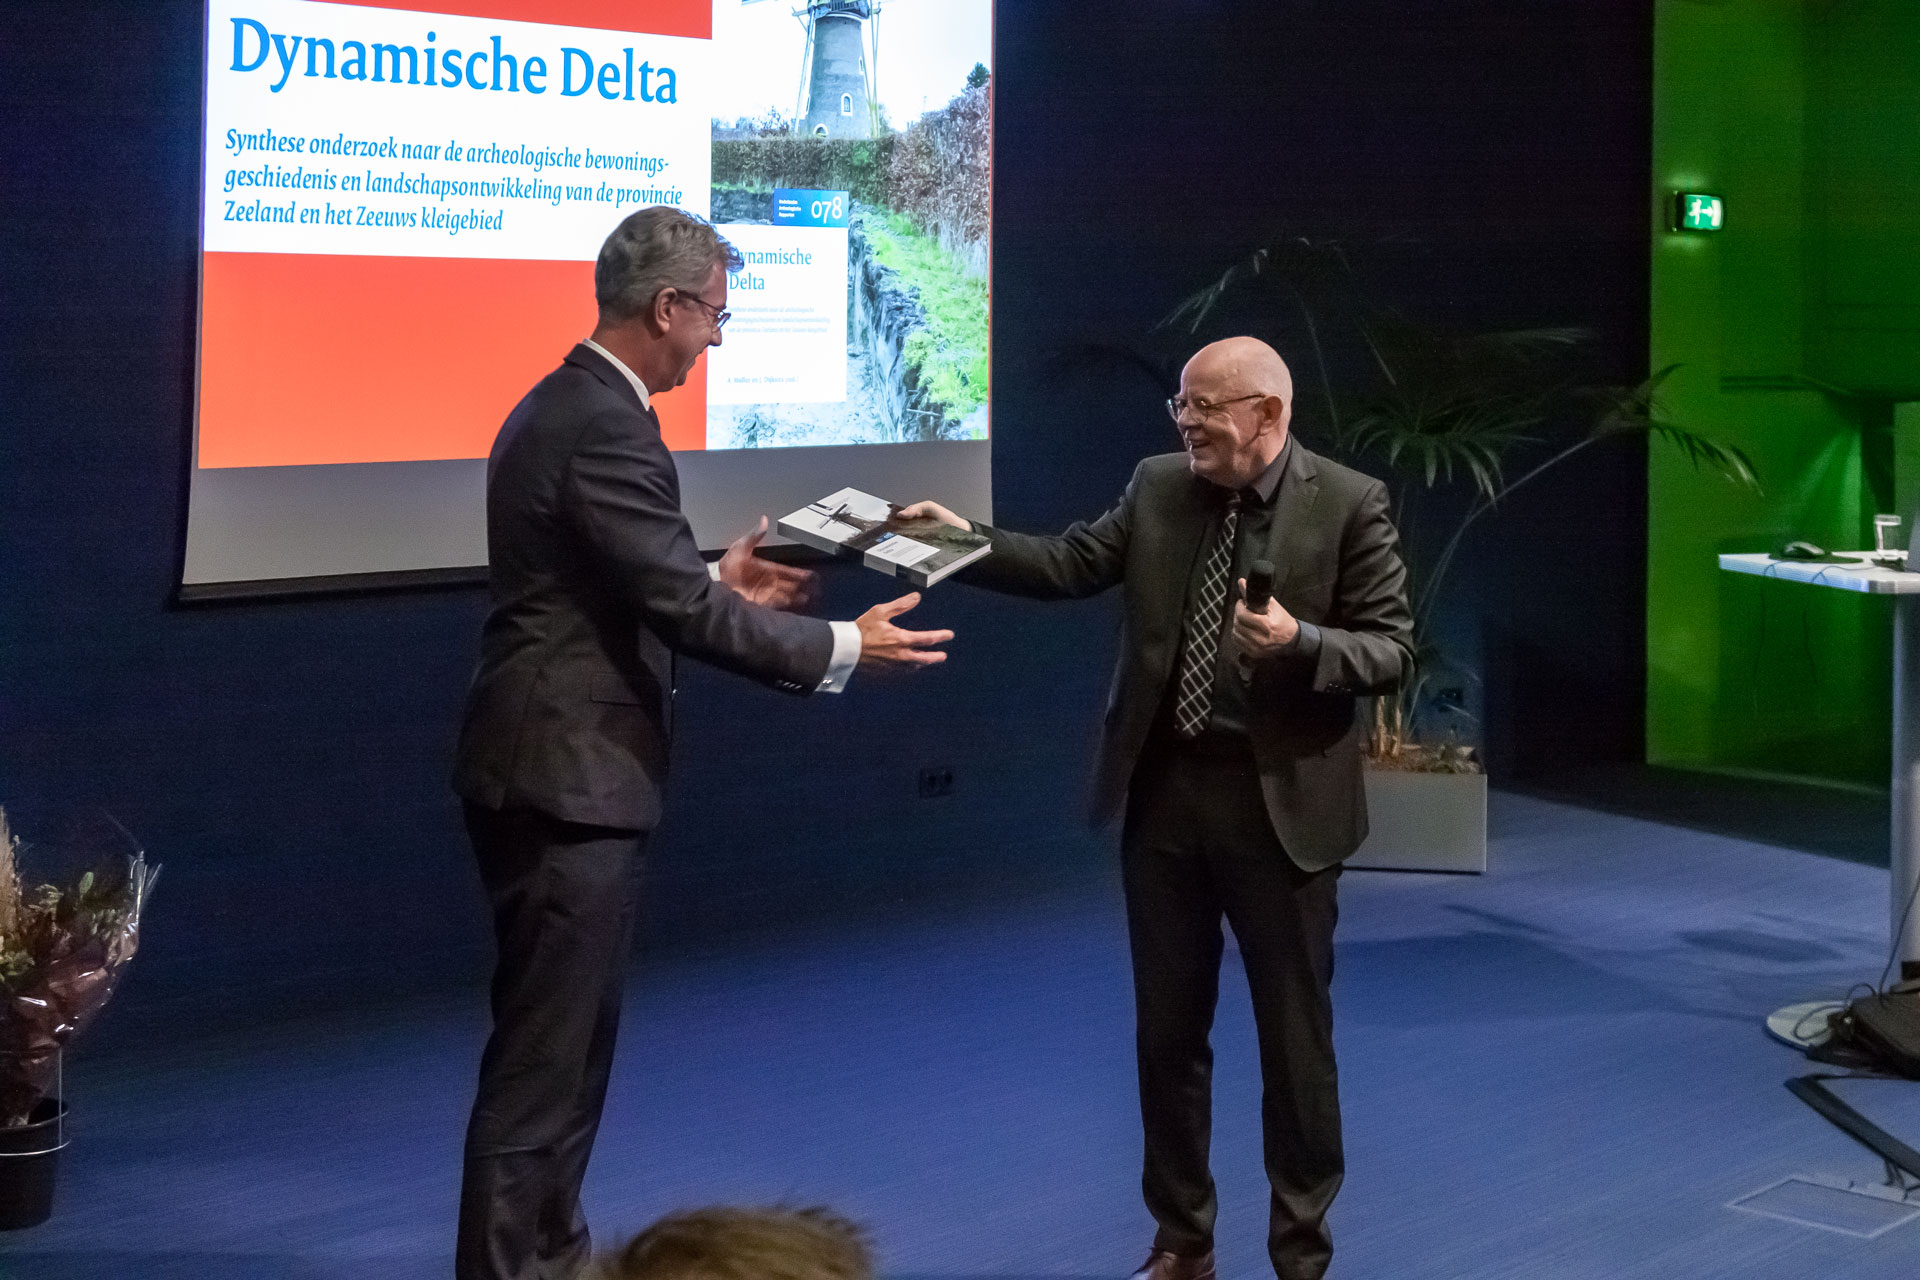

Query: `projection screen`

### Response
(185, 0, 992, 593)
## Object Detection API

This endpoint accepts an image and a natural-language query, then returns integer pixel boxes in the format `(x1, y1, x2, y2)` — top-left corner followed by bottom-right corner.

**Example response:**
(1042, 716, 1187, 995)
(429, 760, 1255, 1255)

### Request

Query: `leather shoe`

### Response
(1127, 1249, 1215, 1280)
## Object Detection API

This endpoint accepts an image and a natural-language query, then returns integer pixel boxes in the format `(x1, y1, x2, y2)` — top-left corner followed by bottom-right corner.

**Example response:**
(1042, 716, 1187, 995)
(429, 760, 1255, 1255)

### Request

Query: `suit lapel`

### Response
(1261, 441, 1321, 592)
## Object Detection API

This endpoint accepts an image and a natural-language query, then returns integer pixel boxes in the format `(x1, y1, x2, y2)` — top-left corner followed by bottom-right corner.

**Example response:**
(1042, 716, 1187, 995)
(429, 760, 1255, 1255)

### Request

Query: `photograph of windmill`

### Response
(708, 0, 991, 449)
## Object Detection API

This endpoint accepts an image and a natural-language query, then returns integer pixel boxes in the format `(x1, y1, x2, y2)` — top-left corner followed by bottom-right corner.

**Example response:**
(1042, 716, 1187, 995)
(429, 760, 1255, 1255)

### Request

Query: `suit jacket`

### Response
(453, 344, 835, 832)
(965, 443, 1412, 870)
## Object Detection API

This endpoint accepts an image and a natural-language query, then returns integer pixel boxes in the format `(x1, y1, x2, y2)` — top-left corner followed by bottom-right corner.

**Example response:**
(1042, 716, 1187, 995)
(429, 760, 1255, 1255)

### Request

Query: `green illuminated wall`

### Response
(1648, 0, 1920, 787)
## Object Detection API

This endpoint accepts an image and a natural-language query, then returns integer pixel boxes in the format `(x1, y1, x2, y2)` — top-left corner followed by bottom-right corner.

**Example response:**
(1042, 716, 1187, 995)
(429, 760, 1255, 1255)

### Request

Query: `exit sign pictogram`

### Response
(1674, 192, 1724, 232)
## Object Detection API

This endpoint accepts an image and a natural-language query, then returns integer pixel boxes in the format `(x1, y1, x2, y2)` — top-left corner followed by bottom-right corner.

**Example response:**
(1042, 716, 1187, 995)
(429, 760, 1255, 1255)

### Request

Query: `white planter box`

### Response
(1349, 767, 1487, 873)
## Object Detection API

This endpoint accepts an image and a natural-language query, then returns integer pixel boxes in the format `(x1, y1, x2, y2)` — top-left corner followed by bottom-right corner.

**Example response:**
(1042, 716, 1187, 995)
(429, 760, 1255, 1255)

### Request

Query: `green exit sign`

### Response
(1674, 192, 1724, 231)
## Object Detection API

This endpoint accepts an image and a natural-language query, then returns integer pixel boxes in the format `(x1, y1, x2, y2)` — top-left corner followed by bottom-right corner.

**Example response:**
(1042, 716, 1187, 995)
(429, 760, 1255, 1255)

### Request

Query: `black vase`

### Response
(0, 1099, 67, 1230)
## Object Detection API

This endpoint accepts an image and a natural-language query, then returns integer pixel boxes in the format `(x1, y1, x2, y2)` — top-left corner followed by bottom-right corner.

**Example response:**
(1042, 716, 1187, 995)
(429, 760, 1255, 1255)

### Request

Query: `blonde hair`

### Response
(601, 1207, 872, 1280)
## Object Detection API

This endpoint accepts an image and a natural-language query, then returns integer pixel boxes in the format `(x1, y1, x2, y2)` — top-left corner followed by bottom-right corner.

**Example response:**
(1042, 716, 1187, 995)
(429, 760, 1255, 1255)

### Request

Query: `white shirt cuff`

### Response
(707, 560, 722, 581)
(819, 620, 861, 693)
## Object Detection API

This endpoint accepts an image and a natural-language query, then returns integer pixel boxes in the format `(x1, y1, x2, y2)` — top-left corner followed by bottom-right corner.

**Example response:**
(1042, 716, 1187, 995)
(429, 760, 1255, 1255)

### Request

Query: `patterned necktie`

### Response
(1172, 492, 1244, 739)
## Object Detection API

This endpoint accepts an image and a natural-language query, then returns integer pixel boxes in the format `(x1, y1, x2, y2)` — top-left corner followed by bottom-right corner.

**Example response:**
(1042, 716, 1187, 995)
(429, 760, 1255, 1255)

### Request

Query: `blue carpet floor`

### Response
(3, 791, 1917, 1279)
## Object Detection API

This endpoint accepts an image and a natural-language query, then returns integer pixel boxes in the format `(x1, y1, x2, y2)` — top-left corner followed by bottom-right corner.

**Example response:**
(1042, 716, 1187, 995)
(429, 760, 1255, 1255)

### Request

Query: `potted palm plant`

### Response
(1066, 238, 1760, 871)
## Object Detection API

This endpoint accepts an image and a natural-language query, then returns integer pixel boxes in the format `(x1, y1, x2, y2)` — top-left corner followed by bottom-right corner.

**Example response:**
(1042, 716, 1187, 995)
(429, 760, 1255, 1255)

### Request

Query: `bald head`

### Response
(1174, 337, 1294, 489)
(1184, 337, 1294, 405)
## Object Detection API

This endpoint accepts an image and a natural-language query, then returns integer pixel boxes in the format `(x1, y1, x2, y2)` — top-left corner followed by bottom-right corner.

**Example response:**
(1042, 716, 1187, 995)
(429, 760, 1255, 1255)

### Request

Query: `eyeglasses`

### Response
(677, 291, 731, 331)
(1166, 392, 1268, 423)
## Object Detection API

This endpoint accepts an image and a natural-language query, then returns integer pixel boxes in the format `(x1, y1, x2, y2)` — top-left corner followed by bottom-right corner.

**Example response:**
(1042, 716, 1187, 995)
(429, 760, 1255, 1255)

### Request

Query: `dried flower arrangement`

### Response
(0, 809, 156, 1127)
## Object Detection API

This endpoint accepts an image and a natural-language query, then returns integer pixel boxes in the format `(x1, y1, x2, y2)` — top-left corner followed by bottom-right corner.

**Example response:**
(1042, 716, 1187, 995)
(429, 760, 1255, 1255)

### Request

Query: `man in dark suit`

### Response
(451, 206, 951, 1280)
(905, 337, 1412, 1280)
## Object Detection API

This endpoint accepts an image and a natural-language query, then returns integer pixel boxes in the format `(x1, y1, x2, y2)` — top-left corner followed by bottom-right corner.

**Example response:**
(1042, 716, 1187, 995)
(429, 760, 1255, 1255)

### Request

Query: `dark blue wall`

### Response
(0, 0, 1650, 1040)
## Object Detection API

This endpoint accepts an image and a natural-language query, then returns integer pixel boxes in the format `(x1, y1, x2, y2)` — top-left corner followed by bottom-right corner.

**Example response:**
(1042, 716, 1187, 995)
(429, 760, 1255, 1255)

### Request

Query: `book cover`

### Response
(777, 487, 991, 588)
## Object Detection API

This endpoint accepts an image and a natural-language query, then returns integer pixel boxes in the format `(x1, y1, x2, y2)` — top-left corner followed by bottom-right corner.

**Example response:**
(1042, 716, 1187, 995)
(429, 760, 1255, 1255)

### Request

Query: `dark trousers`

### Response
(1123, 735, 1343, 1280)
(457, 801, 646, 1280)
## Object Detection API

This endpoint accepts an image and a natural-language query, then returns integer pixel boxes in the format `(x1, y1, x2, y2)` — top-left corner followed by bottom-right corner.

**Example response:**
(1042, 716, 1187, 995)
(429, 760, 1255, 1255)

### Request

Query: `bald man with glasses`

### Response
(905, 337, 1412, 1280)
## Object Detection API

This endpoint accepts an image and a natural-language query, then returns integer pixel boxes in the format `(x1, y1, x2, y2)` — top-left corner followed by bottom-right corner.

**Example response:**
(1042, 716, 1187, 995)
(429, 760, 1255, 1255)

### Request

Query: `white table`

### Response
(1720, 554, 1920, 990)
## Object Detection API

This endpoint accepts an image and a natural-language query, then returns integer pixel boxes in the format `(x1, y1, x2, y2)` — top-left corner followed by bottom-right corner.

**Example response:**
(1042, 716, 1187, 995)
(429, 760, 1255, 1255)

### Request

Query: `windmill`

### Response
(742, 1, 884, 139)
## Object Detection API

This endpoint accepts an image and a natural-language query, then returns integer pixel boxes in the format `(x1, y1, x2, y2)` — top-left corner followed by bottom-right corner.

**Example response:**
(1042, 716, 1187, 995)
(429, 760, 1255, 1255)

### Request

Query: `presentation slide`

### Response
(184, 0, 992, 590)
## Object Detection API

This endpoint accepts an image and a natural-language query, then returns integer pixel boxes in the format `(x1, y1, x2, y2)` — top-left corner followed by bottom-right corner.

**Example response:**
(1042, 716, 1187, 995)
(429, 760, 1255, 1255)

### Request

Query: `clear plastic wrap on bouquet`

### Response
(0, 810, 158, 1127)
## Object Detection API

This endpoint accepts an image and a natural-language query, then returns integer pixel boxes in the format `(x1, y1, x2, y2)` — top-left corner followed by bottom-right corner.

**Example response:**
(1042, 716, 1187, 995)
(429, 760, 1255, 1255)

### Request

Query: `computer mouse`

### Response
(1778, 540, 1829, 560)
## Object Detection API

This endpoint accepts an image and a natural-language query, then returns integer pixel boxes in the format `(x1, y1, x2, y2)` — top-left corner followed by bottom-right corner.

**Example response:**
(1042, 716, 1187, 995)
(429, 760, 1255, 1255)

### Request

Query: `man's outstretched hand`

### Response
(895, 500, 971, 531)
(856, 592, 952, 669)
(718, 516, 816, 611)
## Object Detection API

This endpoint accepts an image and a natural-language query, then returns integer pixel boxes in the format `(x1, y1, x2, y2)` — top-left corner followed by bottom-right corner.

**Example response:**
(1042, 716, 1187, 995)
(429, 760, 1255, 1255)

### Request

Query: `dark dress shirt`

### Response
(1174, 439, 1323, 739)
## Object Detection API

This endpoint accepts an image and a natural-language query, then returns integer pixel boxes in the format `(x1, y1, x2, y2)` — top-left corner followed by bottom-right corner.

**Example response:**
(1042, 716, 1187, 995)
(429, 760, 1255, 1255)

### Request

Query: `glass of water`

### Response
(1875, 514, 1902, 555)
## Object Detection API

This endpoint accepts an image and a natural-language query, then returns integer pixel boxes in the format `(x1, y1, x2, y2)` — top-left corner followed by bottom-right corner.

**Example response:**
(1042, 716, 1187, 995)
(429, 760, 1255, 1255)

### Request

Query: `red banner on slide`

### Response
(199, 251, 708, 467)
(324, 0, 711, 40)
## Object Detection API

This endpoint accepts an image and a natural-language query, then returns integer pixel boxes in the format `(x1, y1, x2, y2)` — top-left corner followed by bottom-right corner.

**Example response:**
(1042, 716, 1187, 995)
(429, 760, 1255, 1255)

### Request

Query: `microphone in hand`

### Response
(1236, 559, 1276, 681)
(1244, 559, 1275, 613)
(1234, 561, 1302, 668)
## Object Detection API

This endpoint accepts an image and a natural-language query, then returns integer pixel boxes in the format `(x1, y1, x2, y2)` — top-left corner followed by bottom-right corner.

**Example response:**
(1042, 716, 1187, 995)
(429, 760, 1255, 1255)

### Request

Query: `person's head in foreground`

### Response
(599, 1206, 873, 1280)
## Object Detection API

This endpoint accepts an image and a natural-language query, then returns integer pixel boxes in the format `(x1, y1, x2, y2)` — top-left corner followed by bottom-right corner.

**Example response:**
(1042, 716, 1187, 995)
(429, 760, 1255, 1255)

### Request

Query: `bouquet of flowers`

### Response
(0, 808, 157, 1127)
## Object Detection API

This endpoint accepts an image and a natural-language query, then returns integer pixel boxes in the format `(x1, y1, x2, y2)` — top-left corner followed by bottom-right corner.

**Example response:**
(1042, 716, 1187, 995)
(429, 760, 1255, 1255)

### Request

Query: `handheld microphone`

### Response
(1245, 560, 1275, 613)
(1236, 560, 1276, 683)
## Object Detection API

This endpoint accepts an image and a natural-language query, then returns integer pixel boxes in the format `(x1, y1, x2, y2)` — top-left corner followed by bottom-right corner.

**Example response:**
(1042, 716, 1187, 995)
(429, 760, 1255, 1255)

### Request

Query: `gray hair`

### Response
(595, 207, 743, 323)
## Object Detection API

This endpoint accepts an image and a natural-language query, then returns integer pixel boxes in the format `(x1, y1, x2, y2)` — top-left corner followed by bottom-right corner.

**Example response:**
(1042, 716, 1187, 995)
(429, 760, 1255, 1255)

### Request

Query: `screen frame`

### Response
(176, 0, 995, 602)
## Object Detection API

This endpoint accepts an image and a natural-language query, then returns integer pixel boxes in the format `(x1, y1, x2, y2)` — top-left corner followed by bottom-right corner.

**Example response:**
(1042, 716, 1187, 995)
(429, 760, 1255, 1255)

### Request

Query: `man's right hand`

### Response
(896, 500, 971, 531)
(855, 592, 952, 669)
